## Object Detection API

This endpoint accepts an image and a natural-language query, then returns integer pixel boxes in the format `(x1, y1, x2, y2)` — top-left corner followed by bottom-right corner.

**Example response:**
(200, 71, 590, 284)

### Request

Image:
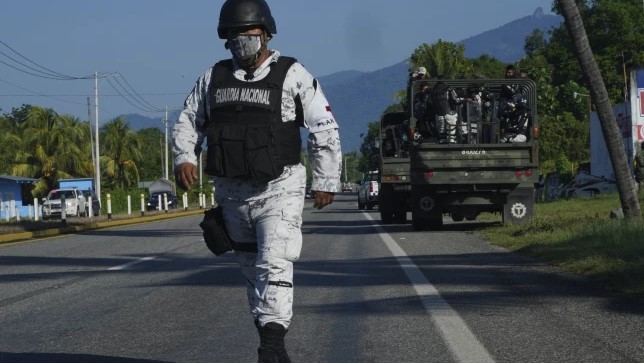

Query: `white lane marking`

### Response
(363, 213, 495, 363)
(107, 256, 156, 271)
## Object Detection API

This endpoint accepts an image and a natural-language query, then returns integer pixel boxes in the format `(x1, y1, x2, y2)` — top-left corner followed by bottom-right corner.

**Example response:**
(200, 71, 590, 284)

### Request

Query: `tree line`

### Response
(0, 104, 165, 199)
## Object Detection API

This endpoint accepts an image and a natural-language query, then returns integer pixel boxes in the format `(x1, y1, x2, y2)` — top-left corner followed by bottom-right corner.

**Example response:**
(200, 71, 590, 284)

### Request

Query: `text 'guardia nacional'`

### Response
(215, 87, 271, 105)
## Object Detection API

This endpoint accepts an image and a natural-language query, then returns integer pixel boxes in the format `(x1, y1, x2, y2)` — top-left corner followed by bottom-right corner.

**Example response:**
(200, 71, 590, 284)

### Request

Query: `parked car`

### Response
(357, 171, 379, 210)
(81, 189, 101, 216)
(146, 191, 178, 211)
(557, 173, 618, 198)
(41, 188, 87, 219)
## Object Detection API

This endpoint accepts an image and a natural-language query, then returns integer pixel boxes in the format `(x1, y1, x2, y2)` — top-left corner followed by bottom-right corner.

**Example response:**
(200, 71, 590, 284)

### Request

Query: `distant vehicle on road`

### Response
(41, 188, 87, 219)
(146, 191, 178, 211)
(357, 171, 379, 210)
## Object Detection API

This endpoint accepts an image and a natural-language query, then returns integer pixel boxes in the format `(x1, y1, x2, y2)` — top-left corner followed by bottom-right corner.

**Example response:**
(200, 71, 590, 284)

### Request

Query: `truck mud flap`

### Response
(502, 187, 534, 225)
(411, 187, 443, 231)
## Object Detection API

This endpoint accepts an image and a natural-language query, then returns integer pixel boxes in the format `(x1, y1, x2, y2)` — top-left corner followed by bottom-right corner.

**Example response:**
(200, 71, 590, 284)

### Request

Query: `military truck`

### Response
(405, 78, 539, 230)
(378, 111, 411, 224)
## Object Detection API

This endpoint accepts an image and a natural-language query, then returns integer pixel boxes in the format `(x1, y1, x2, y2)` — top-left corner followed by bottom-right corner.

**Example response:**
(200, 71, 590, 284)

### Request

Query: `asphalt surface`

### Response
(1, 194, 643, 363)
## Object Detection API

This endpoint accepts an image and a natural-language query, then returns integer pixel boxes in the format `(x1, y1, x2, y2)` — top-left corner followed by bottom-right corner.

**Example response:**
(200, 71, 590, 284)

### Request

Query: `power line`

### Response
(116, 73, 165, 112)
(0, 39, 94, 80)
(0, 76, 87, 106)
(109, 74, 164, 113)
(104, 77, 163, 114)
(0, 92, 187, 97)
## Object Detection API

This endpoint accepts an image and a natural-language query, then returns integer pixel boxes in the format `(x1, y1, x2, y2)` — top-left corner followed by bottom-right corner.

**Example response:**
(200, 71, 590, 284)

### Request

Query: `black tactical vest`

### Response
(204, 56, 302, 182)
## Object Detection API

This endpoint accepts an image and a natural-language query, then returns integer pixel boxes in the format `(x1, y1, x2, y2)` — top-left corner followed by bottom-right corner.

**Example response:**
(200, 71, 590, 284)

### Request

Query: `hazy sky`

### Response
(0, 0, 555, 122)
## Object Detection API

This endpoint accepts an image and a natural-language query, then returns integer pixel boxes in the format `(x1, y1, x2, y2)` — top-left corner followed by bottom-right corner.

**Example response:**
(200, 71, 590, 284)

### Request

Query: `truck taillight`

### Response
(394, 175, 400, 181)
(515, 171, 523, 177)
(425, 172, 433, 179)
(369, 183, 374, 192)
(526, 169, 533, 177)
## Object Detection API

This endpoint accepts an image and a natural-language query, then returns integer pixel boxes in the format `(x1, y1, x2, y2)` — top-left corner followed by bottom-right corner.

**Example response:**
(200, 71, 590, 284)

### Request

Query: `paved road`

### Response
(1, 194, 643, 363)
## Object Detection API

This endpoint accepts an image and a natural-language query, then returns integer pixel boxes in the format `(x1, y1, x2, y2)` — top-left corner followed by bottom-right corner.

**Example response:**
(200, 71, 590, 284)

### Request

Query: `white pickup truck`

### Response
(357, 170, 379, 210)
(41, 188, 87, 219)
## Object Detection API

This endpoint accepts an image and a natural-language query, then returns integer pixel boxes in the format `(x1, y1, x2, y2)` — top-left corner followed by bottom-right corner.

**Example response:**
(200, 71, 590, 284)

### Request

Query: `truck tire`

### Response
(366, 202, 374, 210)
(393, 210, 407, 224)
(451, 213, 464, 222)
(379, 184, 394, 224)
(502, 187, 534, 225)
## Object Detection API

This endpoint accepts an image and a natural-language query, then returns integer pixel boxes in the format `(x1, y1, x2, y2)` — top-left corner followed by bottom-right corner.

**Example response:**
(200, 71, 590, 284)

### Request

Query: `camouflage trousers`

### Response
(436, 113, 458, 143)
(215, 165, 306, 329)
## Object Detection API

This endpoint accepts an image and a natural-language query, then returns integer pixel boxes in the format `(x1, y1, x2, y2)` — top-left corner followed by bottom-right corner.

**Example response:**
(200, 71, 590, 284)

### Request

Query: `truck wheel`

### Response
(393, 210, 407, 224)
(412, 214, 426, 231)
(366, 203, 374, 210)
(428, 215, 444, 229)
(380, 210, 394, 224)
(451, 213, 464, 222)
(379, 184, 394, 224)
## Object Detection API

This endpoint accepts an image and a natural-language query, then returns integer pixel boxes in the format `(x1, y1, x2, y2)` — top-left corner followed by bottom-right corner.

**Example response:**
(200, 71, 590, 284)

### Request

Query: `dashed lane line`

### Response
(107, 256, 156, 271)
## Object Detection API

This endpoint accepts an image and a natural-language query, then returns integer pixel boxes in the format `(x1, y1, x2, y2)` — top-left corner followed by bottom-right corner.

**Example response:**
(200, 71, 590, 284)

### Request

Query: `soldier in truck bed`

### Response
(430, 80, 464, 144)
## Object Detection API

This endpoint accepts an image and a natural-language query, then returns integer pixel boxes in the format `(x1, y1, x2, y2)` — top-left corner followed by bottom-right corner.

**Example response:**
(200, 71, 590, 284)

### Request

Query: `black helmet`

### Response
(217, 0, 277, 39)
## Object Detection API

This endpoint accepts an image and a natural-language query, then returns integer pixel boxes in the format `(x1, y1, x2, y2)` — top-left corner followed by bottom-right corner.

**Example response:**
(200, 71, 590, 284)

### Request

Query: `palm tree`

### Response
(101, 117, 142, 189)
(410, 40, 468, 79)
(0, 117, 21, 174)
(558, 0, 641, 220)
(11, 107, 92, 197)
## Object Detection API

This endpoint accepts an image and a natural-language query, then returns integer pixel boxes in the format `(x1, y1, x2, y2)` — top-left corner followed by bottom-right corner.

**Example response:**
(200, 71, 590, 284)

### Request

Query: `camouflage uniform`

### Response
(173, 50, 342, 328)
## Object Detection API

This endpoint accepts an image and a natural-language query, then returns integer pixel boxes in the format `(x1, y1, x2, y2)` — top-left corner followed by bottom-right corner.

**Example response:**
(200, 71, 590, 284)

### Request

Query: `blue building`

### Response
(0, 175, 38, 219)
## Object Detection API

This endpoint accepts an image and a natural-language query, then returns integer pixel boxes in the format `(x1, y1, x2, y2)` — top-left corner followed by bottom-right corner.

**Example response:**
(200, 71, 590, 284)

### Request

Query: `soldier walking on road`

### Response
(172, 1, 342, 361)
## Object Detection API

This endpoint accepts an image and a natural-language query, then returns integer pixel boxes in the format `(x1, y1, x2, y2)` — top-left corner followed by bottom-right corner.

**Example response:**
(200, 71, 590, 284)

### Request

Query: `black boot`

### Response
(256, 322, 291, 363)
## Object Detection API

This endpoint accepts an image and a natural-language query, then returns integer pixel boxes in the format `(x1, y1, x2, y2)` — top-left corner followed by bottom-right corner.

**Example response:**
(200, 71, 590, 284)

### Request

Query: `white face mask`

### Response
(226, 34, 264, 66)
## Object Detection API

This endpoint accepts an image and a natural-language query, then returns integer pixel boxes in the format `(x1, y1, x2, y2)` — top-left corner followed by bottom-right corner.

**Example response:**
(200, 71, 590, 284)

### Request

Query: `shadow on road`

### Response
(0, 352, 172, 363)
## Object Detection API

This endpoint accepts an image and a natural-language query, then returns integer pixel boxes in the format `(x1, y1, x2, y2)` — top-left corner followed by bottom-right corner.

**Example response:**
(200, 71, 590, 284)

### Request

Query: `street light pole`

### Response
(94, 72, 101, 203)
(164, 106, 169, 180)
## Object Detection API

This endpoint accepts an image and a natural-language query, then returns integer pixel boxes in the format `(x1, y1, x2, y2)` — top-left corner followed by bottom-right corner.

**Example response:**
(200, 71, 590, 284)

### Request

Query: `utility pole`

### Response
(198, 151, 203, 195)
(94, 72, 101, 203)
(344, 156, 348, 182)
(87, 97, 95, 172)
(622, 51, 629, 104)
(164, 106, 169, 180)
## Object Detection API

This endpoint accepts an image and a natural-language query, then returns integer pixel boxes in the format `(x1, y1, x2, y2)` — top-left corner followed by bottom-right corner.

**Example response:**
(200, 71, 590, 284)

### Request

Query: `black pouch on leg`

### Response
(199, 206, 233, 256)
